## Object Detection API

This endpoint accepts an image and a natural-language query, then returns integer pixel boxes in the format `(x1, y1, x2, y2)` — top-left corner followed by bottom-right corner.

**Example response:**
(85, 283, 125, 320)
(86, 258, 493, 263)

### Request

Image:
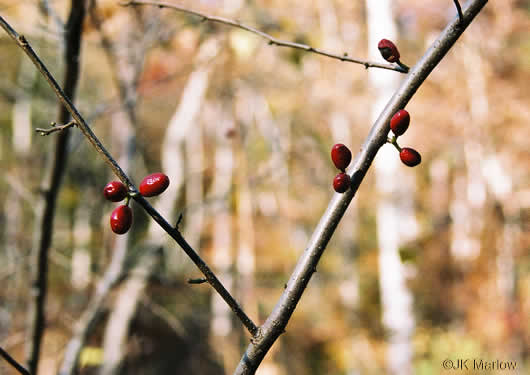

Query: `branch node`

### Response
(175, 213, 183, 229)
(453, 0, 464, 25)
(188, 278, 208, 284)
(17, 35, 28, 45)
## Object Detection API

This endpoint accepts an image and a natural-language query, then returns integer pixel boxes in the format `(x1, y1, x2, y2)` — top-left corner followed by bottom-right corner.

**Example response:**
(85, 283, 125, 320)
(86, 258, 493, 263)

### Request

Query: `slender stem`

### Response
(120, 0, 408, 73)
(0, 14, 258, 338)
(453, 0, 464, 24)
(234, 0, 489, 373)
(25, 2, 85, 374)
(387, 135, 402, 152)
(35, 120, 77, 135)
(0, 346, 31, 375)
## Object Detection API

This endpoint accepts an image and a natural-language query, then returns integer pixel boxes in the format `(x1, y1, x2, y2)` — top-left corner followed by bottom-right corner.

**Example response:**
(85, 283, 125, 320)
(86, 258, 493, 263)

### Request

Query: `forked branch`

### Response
(0, 15, 258, 337)
(35, 120, 77, 135)
(234, 0, 489, 373)
(454, 0, 464, 24)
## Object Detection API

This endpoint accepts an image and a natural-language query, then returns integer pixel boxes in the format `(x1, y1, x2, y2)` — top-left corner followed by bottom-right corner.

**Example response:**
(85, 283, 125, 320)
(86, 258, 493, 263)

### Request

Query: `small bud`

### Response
(378, 39, 400, 63)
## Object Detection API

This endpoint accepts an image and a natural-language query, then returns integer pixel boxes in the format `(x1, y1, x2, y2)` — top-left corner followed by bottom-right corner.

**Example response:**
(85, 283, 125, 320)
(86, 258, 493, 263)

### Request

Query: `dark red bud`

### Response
(399, 147, 422, 167)
(103, 181, 128, 202)
(331, 143, 352, 171)
(390, 109, 410, 136)
(110, 205, 133, 234)
(378, 39, 400, 63)
(139, 173, 170, 197)
(333, 172, 351, 193)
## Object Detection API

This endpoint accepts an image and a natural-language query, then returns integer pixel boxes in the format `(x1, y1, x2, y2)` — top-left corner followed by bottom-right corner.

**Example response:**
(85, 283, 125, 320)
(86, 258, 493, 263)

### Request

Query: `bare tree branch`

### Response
(35, 120, 77, 135)
(234, 0, 489, 373)
(120, 0, 409, 73)
(25, 1, 86, 373)
(0, 13, 258, 338)
(0, 346, 31, 375)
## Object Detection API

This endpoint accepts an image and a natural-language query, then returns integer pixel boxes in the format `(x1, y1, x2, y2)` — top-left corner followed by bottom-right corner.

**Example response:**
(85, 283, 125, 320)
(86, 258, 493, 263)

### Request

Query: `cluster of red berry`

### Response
(389, 109, 421, 167)
(331, 144, 352, 193)
(376, 38, 421, 167)
(103, 172, 170, 234)
(329, 37, 421, 193)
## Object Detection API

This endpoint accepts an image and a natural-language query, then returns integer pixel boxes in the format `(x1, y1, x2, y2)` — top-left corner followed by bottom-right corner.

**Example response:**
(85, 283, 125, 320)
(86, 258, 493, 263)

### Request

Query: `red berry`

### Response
(378, 39, 400, 63)
(390, 109, 410, 136)
(110, 205, 133, 234)
(399, 147, 422, 167)
(331, 143, 352, 171)
(333, 173, 351, 193)
(103, 181, 128, 202)
(139, 173, 170, 197)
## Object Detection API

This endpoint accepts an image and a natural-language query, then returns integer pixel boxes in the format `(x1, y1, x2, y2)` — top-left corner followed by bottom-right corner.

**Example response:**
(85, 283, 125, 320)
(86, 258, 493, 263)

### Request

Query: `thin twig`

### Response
(188, 278, 208, 284)
(234, 0, 489, 373)
(0, 346, 31, 375)
(120, 0, 408, 73)
(35, 120, 77, 135)
(0, 15, 258, 338)
(453, 0, 464, 24)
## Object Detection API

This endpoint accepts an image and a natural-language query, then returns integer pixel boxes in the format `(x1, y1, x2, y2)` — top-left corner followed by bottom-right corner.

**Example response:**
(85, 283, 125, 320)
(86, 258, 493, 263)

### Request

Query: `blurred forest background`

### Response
(0, 0, 528, 374)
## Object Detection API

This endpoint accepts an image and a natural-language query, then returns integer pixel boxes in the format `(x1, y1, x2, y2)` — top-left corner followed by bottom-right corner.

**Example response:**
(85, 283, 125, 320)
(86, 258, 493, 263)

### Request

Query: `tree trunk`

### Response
(365, 1, 415, 374)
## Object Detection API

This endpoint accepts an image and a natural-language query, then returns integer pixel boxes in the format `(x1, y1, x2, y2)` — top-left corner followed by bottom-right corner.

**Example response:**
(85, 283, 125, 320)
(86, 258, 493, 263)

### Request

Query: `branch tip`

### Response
(121, 0, 407, 73)
(36, 120, 77, 135)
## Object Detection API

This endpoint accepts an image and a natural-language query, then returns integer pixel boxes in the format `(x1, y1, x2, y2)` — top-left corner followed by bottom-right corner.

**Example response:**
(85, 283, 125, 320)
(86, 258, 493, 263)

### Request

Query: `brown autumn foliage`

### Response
(0, 1, 528, 374)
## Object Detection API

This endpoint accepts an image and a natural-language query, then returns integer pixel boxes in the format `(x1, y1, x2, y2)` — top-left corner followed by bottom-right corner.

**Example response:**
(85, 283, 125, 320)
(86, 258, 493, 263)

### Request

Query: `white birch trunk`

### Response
(150, 38, 220, 271)
(99, 249, 161, 375)
(12, 56, 36, 154)
(365, 1, 415, 374)
(71, 203, 92, 291)
(209, 105, 236, 369)
(233, 87, 258, 326)
(4, 52, 37, 293)
(450, 32, 489, 260)
(183, 111, 205, 249)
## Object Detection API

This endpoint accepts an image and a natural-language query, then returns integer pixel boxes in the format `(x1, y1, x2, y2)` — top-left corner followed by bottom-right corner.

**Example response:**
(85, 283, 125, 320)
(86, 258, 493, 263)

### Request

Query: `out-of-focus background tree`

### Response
(0, 0, 528, 374)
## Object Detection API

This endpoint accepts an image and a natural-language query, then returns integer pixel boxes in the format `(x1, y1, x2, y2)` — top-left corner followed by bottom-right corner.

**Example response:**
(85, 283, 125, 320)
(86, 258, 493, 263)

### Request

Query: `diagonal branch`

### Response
(0, 14, 258, 338)
(234, 0, 489, 373)
(25, 1, 85, 374)
(120, 0, 408, 73)
(0, 345, 31, 375)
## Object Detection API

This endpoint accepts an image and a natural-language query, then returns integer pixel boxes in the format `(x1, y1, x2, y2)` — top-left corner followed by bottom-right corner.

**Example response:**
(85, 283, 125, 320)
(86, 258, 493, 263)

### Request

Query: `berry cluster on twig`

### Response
(387, 109, 422, 167)
(103, 173, 170, 234)
(330, 143, 352, 193)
